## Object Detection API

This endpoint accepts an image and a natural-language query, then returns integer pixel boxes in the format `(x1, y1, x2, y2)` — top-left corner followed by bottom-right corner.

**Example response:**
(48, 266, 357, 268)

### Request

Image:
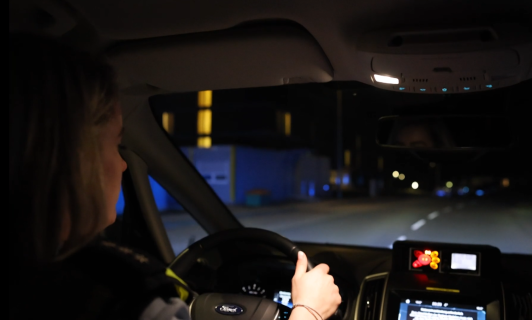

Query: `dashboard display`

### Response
(407, 247, 481, 275)
(241, 283, 266, 297)
(451, 253, 477, 271)
(398, 299, 486, 320)
(273, 290, 293, 308)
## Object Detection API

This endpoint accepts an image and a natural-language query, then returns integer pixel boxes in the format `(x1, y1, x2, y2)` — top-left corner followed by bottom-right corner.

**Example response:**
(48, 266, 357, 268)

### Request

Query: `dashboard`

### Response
(215, 256, 295, 303)
(184, 240, 531, 320)
(363, 241, 503, 320)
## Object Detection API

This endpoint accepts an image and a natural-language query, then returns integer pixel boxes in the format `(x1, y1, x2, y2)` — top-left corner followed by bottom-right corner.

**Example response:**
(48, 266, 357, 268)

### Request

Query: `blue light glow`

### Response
(442, 88, 448, 92)
(309, 182, 315, 197)
(116, 189, 125, 214)
(420, 88, 426, 92)
(323, 184, 330, 191)
(457, 189, 464, 196)
(463, 87, 470, 90)
(399, 87, 406, 91)
(485, 84, 493, 88)
(476, 189, 484, 196)
(343, 174, 350, 185)
(463, 186, 470, 193)
(335, 177, 341, 185)
(436, 190, 446, 197)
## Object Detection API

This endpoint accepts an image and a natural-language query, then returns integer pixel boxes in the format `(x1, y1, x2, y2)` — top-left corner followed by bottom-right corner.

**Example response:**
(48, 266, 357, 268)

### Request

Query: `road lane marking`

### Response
(427, 211, 439, 220)
(411, 219, 426, 231)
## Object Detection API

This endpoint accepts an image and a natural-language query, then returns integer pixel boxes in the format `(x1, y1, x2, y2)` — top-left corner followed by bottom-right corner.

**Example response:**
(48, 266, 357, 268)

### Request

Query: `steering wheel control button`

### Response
(215, 304, 245, 315)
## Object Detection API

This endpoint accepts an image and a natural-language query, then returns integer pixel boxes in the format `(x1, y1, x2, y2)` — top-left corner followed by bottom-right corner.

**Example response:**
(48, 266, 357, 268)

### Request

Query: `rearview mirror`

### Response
(377, 115, 515, 151)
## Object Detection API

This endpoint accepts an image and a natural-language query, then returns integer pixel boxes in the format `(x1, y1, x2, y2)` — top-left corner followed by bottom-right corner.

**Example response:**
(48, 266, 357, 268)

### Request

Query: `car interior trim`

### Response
(119, 148, 176, 264)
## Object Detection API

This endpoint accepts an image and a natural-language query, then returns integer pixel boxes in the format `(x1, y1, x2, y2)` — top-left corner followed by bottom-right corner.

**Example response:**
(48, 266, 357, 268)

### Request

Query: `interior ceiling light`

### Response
(374, 74, 399, 84)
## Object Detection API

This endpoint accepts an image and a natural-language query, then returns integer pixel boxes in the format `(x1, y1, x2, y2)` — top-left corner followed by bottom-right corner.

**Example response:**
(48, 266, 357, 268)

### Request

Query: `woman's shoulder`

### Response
(11, 240, 188, 320)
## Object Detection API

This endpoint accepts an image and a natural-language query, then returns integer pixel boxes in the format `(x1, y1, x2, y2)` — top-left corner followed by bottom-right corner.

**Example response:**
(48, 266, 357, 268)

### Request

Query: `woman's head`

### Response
(9, 34, 126, 264)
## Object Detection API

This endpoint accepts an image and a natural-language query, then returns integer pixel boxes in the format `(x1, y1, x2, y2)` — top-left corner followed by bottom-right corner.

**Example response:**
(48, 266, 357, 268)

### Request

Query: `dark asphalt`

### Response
(162, 197, 532, 256)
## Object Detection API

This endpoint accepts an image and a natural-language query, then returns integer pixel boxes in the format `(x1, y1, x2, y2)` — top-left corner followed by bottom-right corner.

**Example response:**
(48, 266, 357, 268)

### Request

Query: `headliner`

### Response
(9, 0, 532, 91)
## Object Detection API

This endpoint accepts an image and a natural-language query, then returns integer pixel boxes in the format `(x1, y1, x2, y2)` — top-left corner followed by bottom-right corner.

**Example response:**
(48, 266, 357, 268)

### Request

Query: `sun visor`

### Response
(354, 25, 532, 94)
(108, 25, 333, 92)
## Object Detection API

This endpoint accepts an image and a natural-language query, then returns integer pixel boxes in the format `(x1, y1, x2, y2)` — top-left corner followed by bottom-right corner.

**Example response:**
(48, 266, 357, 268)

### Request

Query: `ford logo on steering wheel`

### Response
(215, 304, 245, 315)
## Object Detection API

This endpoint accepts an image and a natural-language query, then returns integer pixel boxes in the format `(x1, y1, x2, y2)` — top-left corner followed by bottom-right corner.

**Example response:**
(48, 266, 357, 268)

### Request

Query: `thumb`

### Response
(294, 251, 308, 278)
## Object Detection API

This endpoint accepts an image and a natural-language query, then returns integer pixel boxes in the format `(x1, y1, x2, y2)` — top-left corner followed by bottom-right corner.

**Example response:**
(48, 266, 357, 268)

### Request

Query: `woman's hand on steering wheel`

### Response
(290, 251, 342, 320)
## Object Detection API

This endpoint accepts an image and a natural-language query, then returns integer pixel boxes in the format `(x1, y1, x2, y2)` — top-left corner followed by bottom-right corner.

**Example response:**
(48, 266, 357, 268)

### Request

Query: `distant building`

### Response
(182, 145, 331, 205)
(116, 145, 331, 213)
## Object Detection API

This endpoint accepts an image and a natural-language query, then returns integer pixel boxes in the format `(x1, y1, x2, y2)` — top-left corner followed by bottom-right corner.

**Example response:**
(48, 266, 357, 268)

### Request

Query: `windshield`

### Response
(150, 81, 531, 255)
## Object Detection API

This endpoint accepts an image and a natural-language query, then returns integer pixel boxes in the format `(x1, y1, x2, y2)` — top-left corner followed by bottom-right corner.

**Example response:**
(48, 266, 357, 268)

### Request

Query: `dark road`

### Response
(162, 197, 532, 256)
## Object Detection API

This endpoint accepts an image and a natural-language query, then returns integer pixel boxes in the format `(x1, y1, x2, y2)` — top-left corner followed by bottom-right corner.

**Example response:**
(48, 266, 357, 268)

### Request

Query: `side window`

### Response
(115, 177, 207, 255)
(149, 176, 208, 255)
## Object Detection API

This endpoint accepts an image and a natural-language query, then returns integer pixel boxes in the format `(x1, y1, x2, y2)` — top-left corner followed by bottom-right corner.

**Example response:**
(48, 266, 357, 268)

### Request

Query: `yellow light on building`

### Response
(162, 112, 174, 134)
(284, 112, 291, 136)
(198, 90, 212, 108)
(344, 150, 351, 167)
(197, 90, 213, 148)
(502, 178, 510, 187)
(197, 136, 212, 148)
(330, 170, 338, 185)
(197, 109, 212, 135)
(399, 173, 406, 181)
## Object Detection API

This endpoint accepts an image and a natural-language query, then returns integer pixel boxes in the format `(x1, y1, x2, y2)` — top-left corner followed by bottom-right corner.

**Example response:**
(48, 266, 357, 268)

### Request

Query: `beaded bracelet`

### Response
(292, 304, 324, 320)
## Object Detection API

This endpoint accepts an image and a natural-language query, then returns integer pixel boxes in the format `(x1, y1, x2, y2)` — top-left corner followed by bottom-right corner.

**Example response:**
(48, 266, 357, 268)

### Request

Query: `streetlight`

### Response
(412, 181, 419, 190)
(392, 171, 399, 178)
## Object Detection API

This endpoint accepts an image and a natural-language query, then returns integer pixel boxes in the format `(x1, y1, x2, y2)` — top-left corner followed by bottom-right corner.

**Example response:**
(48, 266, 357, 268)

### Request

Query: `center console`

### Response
(355, 241, 503, 320)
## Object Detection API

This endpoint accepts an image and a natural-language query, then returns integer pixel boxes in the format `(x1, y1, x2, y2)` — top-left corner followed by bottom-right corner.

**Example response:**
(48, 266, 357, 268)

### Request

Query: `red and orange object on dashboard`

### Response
(412, 250, 441, 270)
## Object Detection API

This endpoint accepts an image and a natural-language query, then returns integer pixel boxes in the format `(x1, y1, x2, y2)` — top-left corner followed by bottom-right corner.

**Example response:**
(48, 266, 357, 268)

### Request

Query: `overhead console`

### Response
(355, 24, 532, 94)
(355, 241, 504, 320)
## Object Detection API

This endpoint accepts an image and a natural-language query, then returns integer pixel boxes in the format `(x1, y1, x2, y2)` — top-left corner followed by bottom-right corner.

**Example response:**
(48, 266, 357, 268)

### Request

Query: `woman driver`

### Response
(9, 34, 341, 320)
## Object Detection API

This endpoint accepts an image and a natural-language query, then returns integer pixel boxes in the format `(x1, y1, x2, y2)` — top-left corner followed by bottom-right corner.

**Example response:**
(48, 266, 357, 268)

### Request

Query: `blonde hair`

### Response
(9, 34, 119, 264)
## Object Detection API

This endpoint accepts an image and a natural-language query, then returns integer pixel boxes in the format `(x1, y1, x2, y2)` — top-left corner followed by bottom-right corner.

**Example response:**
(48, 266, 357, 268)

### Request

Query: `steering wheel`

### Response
(169, 227, 314, 320)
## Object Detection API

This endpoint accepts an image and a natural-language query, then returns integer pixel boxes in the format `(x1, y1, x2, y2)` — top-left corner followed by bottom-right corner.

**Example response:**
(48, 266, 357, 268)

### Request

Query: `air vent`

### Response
(357, 275, 386, 320)
(507, 292, 531, 320)
(412, 79, 429, 83)
(459, 77, 477, 82)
